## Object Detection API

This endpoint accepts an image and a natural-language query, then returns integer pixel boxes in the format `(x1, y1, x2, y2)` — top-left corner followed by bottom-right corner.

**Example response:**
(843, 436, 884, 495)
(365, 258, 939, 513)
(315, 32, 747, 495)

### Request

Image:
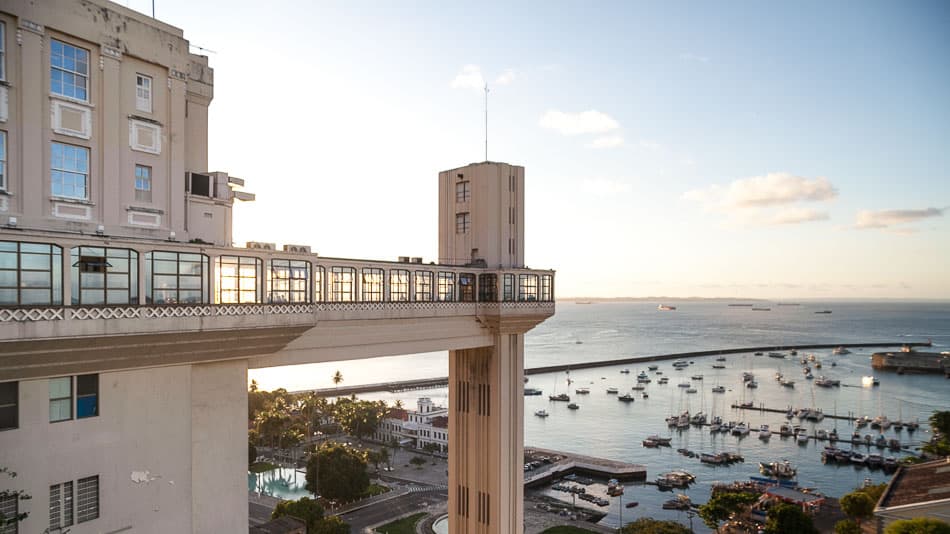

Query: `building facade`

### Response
(374, 398, 449, 453)
(0, 2, 554, 533)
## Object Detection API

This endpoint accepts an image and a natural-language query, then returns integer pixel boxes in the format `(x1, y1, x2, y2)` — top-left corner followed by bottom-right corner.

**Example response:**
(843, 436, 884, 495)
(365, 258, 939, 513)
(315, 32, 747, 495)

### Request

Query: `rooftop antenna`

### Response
(151, 0, 155, 18)
(484, 83, 489, 162)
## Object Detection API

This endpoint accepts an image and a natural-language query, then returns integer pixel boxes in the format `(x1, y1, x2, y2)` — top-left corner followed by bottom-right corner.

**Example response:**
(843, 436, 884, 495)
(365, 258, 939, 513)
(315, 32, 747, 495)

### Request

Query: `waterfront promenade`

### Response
(297, 341, 930, 396)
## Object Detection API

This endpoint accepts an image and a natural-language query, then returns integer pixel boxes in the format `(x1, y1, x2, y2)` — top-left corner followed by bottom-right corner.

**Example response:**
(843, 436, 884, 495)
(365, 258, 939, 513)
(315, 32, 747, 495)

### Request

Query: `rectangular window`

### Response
(0, 381, 16, 431)
(70, 247, 138, 305)
(76, 374, 98, 419)
(540, 275, 554, 302)
(458, 273, 475, 302)
(519, 274, 538, 301)
(134, 164, 152, 202)
(0, 22, 6, 82)
(414, 271, 433, 302)
(313, 266, 324, 302)
(478, 273, 497, 302)
(216, 256, 262, 304)
(269, 259, 310, 303)
(455, 213, 470, 234)
(502, 274, 515, 302)
(437, 272, 455, 302)
(390, 269, 410, 302)
(50, 39, 89, 101)
(455, 181, 470, 203)
(330, 267, 356, 302)
(51, 142, 89, 200)
(49, 481, 74, 530)
(0, 130, 6, 191)
(0, 241, 64, 306)
(49, 377, 72, 422)
(361, 268, 383, 302)
(135, 74, 152, 113)
(76, 475, 99, 523)
(145, 251, 209, 305)
(0, 491, 18, 534)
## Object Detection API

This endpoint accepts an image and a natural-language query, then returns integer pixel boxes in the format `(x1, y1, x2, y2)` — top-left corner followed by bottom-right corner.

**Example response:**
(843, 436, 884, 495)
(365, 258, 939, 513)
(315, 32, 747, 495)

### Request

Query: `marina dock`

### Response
(298, 341, 930, 396)
(523, 446, 647, 488)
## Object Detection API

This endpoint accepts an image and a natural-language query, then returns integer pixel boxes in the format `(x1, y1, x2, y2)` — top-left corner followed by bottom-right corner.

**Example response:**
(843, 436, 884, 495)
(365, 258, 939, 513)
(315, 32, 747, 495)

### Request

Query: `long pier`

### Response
(730, 403, 854, 421)
(297, 341, 929, 396)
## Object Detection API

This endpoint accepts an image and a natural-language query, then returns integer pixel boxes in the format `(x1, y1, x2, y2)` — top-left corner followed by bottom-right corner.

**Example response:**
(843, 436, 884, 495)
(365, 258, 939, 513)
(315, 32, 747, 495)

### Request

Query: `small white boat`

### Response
(534, 409, 549, 418)
(797, 433, 810, 444)
(759, 425, 771, 440)
(606, 387, 619, 394)
(575, 387, 590, 394)
(833, 346, 851, 355)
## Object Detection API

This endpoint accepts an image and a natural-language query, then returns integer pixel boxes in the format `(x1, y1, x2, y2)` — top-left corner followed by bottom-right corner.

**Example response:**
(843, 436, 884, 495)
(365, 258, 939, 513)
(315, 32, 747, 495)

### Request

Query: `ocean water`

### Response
(249, 301, 950, 530)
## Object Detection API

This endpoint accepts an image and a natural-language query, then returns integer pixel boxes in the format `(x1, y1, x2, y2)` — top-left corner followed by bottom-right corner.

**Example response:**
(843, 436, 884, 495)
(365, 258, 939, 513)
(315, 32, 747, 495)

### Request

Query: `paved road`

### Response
(249, 500, 275, 525)
(339, 489, 448, 533)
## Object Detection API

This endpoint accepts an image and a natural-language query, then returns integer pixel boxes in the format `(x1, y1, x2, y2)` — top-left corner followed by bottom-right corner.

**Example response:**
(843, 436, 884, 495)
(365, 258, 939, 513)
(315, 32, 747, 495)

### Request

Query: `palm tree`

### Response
(394, 399, 404, 410)
(332, 370, 343, 388)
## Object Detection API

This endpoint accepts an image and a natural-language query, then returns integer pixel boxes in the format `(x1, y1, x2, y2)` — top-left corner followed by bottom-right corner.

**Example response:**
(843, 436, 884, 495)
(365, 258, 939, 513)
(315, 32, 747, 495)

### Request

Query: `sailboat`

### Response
(549, 371, 570, 402)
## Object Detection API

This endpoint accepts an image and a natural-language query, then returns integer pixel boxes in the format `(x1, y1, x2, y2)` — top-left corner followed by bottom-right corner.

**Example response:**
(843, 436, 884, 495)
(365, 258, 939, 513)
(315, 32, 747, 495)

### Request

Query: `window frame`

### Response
(50, 39, 89, 102)
(145, 251, 210, 305)
(455, 180, 470, 203)
(268, 258, 311, 303)
(0, 489, 18, 534)
(458, 273, 476, 302)
(76, 374, 98, 419)
(0, 241, 64, 307)
(389, 269, 410, 302)
(134, 164, 152, 202)
(518, 274, 539, 302)
(313, 265, 325, 302)
(49, 376, 72, 423)
(215, 255, 263, 304)
(455, 212, 471, 234)
(135, 73, 152, 113)
(330, 266, 356, 302)
(478, 273, 497, 302)
(414, 271, 433, 302)
(76, 475, 99, 524)
(540, 274, 554, 302)
(70, 247, 138, 306)
(502, 274, 515, 302)
(0, 381, 17, 431)
(49, 480, 74, 530)
(50, 141, 90, 200)
(360, 268, 384, 302)
(437, 272, 456, 302)
(0, 22, 6, 82)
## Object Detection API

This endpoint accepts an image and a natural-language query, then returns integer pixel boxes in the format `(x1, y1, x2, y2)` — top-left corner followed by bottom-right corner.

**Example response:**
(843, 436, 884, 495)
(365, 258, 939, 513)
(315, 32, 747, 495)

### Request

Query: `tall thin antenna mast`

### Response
(484, 84, 489, 162)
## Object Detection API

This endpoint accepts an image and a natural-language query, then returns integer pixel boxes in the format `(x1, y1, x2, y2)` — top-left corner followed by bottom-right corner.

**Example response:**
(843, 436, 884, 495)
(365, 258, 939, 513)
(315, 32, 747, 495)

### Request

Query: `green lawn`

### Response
(541, 527, 599, 534)
(376, 512, 427, 534)
(362, 483, 390, 498)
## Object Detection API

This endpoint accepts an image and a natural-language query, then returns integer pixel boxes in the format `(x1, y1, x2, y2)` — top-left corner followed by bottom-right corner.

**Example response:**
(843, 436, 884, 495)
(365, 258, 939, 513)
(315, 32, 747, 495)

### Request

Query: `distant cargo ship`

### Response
(815, 310, 832, 314)
(751, 307, 771, 311)
(658, 304, 677, 311)
(728, 304, 754, 307)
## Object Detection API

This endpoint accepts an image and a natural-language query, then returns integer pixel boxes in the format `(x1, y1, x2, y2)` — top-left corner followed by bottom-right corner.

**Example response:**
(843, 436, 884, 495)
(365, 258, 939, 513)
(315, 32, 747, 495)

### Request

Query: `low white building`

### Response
(375, 398, 449, 453)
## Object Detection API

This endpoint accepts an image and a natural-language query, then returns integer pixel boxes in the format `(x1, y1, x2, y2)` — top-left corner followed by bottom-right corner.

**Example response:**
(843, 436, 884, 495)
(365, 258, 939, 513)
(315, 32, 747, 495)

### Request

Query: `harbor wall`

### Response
(871, 352, 949, 374)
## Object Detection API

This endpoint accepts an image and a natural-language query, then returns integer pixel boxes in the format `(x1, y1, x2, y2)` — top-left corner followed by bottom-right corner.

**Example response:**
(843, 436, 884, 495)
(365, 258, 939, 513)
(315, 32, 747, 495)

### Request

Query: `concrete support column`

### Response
(448, 332, 524, 533)
(190, 359, 248, 533)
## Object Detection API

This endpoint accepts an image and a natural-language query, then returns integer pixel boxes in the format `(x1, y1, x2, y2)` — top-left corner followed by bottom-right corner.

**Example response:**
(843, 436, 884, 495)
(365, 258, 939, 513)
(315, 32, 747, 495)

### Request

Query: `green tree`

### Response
(306, 443, 369, 501)
(312, 515, 351, 534)
(835, 519, 862, 534)
(0, 467, 30, 529)
(885, 518, 950, 534)
(930, 411, 950, 437)
(271, 496, 325, 532)
(332, 398, 385, 442)
(840, 491, 876, 526)
(860, 483, 887, 504)
(410, 456, 427, 467)
(620, 517, 690, 534)
(698, 491, 758, 532)
(764, 503, 818, 534)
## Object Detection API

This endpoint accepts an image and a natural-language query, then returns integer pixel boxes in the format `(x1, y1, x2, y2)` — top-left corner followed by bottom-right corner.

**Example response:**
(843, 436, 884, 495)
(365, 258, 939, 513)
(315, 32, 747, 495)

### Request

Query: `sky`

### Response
(128, 0, 949, 299)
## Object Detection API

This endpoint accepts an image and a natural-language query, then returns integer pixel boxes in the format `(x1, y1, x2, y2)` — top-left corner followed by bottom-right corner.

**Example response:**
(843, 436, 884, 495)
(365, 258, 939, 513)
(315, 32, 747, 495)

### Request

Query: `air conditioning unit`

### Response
(282, 244, 312, 254)
(186, 172, 213, 198)
(410, 257, 423, 264)
(398, 256, 410, 263)
(246, 241, 276, 251)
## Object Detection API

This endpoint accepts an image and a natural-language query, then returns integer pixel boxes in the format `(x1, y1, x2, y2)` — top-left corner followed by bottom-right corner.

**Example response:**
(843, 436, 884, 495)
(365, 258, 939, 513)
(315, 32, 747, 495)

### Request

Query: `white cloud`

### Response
(769, 208, 830, 225)
(587, 136, 625, 149)
(539, 110, 620, 136)
(581, 179, 633, 195)
(639, 140, 662, 151)
(854, 207, 944, 230)
(494, 68, 516, 85)
(450, 64, 484, 90)
(680, 52, 710, 63)
(683, 172, 838, 226)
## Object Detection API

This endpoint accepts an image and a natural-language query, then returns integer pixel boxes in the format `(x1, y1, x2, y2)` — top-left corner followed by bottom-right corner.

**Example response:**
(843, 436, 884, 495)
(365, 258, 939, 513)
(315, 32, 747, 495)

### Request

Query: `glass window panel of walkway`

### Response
(313, 265, 325, 302)
(361, 268, 383, 302)
(330, 267, 356, 302)
(502, 274, 515, 302)
(268, 259, 310, 303)
(390, 269, 410, 302)
(0, 241, 63, 306)
(437, 272, 455, 302)
(70, 247, 138, 305)
(518, 274, 539, 302)
(478, 273, 497, 302)
(145, 252, 209, 304)
(458, 273, 475, 302)
(215, 256, 262, 304)
(414, 271, 433, 302)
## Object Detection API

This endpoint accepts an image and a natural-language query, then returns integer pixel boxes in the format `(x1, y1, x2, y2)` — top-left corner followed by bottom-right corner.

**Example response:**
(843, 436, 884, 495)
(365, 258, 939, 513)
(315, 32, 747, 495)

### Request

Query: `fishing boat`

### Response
(642, 439, 658, 448)
(712, 385, 725, 393)
(833, 347, 851, 355)
(631, 384, 646, 391)
(618, 393, 635, 403)
(648, 365, 659, 371)
(759, 460, 796, 478)
(754, 352, 764, 356)
(672, 360, 689, 368)
(625, 501, 639, 508)
(534, 409, 549, 418)
(620, 368, 630, 374)
(657, 304, 677, 311)
(642, 392, 649, 399)
(524, 387, 543, 396)
(678, 382, 691, 388)
(690, 412, 707, 425)
(742, 372, 754, 382)
(686, 387, 697, 394)
(781, 379, 796, 388)
(606, 387, 619, 394)
(575, 387, 590, 394)
(691, 375, 704, 380)
(716, 356, 727, 361)
(768, 352, 785, 359)
(646, 435, 673, 446)
(567, 403, 580, 410)
(549, 393, 570, 402)
(712, 364, 726, 369)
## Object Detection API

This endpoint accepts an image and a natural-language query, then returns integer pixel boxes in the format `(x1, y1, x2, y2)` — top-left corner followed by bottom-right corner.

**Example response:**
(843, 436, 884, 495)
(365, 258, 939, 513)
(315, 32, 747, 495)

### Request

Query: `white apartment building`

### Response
(375, 397, 449, 453)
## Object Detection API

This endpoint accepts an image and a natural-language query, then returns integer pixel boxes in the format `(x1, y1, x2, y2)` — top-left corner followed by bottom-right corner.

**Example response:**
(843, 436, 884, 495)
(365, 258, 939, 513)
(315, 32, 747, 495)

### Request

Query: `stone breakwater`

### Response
(871, 351, 949, 374)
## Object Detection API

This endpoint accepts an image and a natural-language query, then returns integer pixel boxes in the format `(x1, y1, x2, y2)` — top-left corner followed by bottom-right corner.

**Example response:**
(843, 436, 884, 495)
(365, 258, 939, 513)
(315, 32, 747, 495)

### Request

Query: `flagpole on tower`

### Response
(484, 83, 489, 162)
